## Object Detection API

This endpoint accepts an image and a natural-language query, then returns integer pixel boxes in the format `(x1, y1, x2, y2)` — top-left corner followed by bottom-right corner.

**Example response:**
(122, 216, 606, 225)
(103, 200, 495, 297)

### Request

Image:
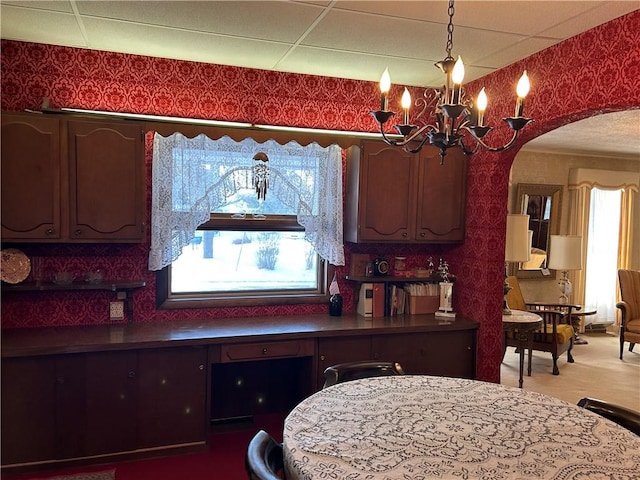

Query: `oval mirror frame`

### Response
(512, 183, 563, 279)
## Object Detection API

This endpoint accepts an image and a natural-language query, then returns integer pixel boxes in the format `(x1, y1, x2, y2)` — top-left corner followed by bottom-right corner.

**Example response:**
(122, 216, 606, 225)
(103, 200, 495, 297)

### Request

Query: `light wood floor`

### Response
(500, 330, 640, 411)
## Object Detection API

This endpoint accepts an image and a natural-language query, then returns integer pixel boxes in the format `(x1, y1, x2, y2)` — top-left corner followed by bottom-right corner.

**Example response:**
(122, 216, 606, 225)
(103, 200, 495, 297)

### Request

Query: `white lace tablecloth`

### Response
(283, 376, 640, 479)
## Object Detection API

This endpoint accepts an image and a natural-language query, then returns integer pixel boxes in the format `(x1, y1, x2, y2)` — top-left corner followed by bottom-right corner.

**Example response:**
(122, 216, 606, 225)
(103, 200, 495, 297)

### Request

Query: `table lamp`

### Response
(548, 235, 582, 304)
(503, 214, 531, 315)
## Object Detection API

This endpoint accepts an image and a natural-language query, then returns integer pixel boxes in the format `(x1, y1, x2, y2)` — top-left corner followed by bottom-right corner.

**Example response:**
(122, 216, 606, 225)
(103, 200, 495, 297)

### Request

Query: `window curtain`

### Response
(149, 133, 344, 271)
(568, 168, 639, 327)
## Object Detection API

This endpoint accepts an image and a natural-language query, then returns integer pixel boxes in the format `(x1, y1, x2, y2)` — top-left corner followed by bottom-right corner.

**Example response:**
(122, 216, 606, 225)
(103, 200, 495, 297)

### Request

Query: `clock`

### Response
(373, 257, 390, 276)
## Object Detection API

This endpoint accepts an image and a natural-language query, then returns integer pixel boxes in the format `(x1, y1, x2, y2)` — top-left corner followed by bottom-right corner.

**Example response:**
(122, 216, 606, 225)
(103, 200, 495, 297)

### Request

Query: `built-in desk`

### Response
(1, 313, 478, 472)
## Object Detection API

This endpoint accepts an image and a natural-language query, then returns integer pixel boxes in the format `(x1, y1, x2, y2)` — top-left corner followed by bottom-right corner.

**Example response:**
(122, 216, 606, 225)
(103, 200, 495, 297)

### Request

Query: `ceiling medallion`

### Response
(371, 0, 533, 162)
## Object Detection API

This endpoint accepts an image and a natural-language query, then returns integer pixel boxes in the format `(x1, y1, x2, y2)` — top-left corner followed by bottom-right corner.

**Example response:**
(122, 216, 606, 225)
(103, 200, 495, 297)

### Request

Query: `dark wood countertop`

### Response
(1, 313, 478, 358)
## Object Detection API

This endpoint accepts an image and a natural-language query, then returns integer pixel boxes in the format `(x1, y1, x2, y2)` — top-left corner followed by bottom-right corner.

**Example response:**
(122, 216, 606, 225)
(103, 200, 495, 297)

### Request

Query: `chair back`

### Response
(578, 397, 640, 436)
(245, 430, 284, 480)
(618, 269, 640, 320)
(323, 361, 405, 389)
(505, 276, 527, 311)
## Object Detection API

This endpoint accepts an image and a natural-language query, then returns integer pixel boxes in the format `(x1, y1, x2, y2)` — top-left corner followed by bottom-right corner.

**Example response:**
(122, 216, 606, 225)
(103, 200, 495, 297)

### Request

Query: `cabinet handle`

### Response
(198, 364, 204, 370)
(419, 232, 425, 237)
(262, 348, 268, 355)
(128, 371, 136, 378)
(74, 229, 82, 236)
(402, 232, 408, 237)
(320, 355, 325, 361)
(46, 228, 54, 235)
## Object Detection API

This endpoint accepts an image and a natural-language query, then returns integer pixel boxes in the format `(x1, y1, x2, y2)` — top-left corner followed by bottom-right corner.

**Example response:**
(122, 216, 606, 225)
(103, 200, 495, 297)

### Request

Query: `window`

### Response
(150, 133, 344, 308)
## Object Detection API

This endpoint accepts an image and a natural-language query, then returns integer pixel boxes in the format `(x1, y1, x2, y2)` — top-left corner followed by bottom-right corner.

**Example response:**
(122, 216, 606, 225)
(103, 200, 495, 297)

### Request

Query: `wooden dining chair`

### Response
(578, 397, 640, 435)
(323, 361, 405, 389)
(504, 276, 577, 375)
(245, 429, 285, 480)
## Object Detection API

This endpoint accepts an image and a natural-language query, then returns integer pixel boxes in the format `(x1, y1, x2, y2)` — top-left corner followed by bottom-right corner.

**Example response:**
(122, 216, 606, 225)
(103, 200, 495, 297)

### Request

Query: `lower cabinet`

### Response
(1, 356, 57, 465)
(317, 336, 373, 389)
(373, 331, 476, 379)
(1, 346, 207, 467)
(317, 330, 476, 389)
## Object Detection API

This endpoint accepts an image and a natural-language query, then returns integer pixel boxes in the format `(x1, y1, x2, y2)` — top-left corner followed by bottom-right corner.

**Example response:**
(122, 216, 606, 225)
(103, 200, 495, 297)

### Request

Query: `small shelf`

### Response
(345, 275, 454, 283)
(1, 280, 146, 292)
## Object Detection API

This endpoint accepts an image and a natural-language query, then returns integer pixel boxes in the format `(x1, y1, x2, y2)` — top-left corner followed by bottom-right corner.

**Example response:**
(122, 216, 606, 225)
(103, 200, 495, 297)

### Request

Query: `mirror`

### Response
(513, 183, 563, 278)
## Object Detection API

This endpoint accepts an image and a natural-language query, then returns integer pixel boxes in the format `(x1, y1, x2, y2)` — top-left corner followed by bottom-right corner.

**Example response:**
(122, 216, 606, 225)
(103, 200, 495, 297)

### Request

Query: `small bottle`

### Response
(329, 293, 343, 316)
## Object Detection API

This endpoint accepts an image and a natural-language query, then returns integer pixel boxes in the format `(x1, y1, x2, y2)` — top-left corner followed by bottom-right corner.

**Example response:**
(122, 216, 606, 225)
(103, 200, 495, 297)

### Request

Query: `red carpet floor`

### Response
(2, 414, 285, 480)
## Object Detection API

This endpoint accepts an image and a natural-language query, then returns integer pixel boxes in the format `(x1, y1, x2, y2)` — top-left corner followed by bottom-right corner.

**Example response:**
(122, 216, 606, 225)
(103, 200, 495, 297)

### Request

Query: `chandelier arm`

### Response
(403, 133, 434, 154)
(461, 127, 521, 153)
(377, 123, 404, 146)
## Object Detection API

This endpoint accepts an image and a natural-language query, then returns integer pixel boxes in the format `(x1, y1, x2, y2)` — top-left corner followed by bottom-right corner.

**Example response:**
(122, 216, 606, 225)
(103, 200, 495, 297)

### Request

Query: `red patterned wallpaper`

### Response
(1, 10, 638, 383)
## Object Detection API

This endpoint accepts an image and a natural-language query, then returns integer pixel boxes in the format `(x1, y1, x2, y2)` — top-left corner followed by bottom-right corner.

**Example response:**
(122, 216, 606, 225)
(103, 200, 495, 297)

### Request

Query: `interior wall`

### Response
(1, 10, 638, 384)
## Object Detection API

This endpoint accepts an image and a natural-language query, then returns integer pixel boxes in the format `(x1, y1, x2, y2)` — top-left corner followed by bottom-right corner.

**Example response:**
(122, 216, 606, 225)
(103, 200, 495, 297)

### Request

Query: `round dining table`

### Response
(283, 375, 640, 479)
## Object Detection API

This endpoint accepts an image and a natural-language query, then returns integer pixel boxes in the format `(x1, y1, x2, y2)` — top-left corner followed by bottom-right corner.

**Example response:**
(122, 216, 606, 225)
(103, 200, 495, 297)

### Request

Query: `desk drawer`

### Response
(220, 339, 314, 363)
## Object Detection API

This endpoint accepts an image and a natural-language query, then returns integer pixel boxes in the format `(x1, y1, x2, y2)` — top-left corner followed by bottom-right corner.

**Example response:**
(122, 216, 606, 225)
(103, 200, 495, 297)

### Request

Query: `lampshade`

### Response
(548, 235, 583, 270)
(505, 214, 531, 263)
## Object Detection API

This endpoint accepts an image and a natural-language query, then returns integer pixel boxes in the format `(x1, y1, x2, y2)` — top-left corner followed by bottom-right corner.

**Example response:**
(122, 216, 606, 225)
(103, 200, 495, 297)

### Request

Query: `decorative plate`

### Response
(1, 248, 31, 284)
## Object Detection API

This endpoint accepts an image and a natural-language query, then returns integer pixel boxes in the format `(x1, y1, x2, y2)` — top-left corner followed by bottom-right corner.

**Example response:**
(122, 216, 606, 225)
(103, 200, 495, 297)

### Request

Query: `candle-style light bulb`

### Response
(380, 68, 391, 111)
(451, 56, 465, 104)
(515, 70, 530, 117)
(476, 87, 487, 126)
(401, 88, 411, 124)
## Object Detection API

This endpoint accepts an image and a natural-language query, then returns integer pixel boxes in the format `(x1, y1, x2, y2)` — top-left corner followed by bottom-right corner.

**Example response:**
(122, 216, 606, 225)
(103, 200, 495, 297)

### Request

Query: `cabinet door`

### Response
(55, 354, 88, 459)
(83, 351, 138, 456)
(137, 347, 208, 448)
(317, 337, 372, 389)
(68, 119, 145, 242)
(374, 331, 476, 379)
(416, 146, 468, 242)
(1, 357, 56, 465)
(347, 142, 416, 242)
(1, 114, 62, 240)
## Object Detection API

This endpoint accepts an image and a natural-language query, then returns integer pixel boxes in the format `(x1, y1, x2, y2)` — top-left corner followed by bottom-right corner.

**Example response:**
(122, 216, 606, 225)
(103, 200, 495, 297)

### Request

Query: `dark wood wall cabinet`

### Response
(345, 140, 468, 243)
(1, 314, 478, 471)
(1, 111, 146, 243)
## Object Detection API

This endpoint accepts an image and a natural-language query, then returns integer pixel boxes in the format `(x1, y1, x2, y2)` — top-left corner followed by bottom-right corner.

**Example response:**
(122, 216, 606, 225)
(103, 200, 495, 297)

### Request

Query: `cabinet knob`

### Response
(402, 232, 408, 237)
(262, 348, 268, 355)
(46, 228, 54, 235)
(419, 232, 425, 237)
(198, 364, 204, 371)
(128, 371, 136, 378)
(74, 229, 82, 236)
(320, 355, 325, 361)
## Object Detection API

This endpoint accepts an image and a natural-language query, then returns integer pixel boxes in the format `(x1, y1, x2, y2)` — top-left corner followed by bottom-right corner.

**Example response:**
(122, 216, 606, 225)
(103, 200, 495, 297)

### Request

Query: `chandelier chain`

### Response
(445, 0, 455, 59)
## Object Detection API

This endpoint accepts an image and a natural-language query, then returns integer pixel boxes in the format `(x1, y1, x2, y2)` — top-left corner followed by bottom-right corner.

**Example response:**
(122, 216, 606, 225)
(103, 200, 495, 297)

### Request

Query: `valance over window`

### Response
(149, 133, 344, 271)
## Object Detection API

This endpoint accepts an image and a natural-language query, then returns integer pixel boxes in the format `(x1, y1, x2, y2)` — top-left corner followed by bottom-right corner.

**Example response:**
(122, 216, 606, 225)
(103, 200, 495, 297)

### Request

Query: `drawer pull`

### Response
(262, 348, 268, 355)
(198, 364, 204, 370)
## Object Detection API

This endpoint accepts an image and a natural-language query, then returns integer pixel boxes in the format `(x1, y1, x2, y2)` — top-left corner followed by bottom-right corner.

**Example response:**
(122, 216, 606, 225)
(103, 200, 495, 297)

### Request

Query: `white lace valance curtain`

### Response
(149, 133, 344, 271)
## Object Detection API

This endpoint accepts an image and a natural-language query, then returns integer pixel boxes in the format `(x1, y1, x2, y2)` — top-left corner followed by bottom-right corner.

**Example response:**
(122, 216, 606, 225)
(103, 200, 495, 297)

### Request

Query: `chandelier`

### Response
(370, 0, 533, 162)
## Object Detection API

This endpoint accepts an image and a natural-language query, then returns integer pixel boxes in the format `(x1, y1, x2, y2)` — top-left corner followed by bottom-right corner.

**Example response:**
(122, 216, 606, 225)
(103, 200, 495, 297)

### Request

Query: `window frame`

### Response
(155, 214, 334, 309)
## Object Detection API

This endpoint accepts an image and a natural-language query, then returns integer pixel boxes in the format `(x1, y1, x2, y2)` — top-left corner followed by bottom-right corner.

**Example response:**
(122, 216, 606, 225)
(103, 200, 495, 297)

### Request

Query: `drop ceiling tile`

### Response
(278, 45, 441, 86)
(0, 6, 87, 47)
(302, 8, 445, 60)
(76, 0, 325, 43)
(537, 2, 639, 39)
(1, 1, 73, 14)
(81, 17, 292, 70)
(473, 36, 560, 70)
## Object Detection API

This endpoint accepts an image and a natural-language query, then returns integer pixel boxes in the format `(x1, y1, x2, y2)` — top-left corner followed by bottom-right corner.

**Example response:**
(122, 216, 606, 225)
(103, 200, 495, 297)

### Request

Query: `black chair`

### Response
(245, 429, 285, 480)
(577, 397, 640, 436)
(323, 361, 405, 389)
